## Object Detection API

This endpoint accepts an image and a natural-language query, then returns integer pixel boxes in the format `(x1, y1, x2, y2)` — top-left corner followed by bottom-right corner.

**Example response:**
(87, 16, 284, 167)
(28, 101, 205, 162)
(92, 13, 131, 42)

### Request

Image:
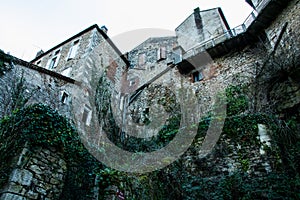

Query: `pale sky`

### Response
(0, 0, 253, 61)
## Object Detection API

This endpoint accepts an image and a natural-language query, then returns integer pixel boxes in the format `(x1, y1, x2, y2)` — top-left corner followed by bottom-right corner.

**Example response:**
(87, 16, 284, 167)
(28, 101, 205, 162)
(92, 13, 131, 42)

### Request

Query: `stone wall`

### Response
(127, 36, 178, 87)
(31, 29, 93, 76)
(263, 0, 300, 113)
(0, 145, 66, 200)
(0, 64, 74, 119)
(120, 0, 299, 180)
(175, 7, 230, 51)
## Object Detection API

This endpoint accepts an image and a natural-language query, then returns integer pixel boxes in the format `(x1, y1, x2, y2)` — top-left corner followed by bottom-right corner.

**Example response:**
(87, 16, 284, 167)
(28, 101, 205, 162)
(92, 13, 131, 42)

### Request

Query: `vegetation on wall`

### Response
(92, 69, 300, 199)
(95, 75, 181, 153)
(0, 104, 102, 199)
(0, 26, 299, 199)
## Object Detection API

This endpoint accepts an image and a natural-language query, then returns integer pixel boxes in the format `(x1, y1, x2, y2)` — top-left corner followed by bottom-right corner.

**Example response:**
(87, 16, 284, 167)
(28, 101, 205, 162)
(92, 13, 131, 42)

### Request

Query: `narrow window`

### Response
(192, 71, 203, 82)
(129, 79, 136, 86)
(36, 60, 41, 66)
(49, 57, 57, 69)
(138, 53, 146, 66)
(54, 49, 60, 55)
(82, 105, 92, 126)
(61, 91, 69, 104)
(157, 47, 166, 61)
(46, 49, 61, 69)
(67, 39, 80, 60)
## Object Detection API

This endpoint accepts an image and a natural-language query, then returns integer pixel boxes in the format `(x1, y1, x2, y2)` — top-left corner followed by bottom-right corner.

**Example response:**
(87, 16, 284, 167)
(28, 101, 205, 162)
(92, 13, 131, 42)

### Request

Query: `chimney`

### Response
(35, 50, 44, 58)
(194, 7, 200, 14)
(100, 25, 108, 34)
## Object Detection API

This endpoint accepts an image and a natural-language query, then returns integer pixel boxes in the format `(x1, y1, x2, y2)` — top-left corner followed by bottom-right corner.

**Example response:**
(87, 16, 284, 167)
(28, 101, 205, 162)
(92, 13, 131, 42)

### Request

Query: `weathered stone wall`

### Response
(0, 0, 298, 198)
(127, 36, 178, 88)
(0, 145, 66, 200)
(0, 65, 74, 119)
(121, 0, 299, 179)
(263, 0, 300, 113)
(175, 7, 230, 51)
(32, 30, 93, 75)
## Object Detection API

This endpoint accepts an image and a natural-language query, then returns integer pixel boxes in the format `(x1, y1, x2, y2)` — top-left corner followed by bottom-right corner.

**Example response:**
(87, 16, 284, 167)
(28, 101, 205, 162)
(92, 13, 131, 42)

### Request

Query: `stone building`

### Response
(0, 0, 299, 198)
(175, 7, 231, 52)
(0, 24, 129, 199)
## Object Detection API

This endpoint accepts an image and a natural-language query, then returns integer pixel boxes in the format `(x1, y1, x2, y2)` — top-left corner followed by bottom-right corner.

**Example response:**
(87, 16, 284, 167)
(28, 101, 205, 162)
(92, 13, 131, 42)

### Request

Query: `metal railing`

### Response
(182, 0, 271, 59)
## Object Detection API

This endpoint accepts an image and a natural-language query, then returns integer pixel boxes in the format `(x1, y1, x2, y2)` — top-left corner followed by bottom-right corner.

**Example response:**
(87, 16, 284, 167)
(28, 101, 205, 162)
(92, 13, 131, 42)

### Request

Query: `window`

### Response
(157, 47, 166, 61)
(150, 66, 155, 71)
(46, 49, 61, 69)
(192, 71, 203, 82)
(54, 49, 60, 55)
(60, 91, 69, 104)
(49, 57, 57, 69)
(138, 53, 146, 66)
(82, 105, 92, 126)
(67, 39, 80, 60)
(36, 60, 41, 66)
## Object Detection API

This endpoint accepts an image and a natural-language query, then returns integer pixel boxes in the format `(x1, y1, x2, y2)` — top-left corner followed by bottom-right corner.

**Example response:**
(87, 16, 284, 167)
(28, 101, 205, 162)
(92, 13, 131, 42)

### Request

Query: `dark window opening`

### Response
(54, 49, 60, 55)
(49, 57, 57, 69)
(192, 71, 203, 82)
(61, 92, 69, 104)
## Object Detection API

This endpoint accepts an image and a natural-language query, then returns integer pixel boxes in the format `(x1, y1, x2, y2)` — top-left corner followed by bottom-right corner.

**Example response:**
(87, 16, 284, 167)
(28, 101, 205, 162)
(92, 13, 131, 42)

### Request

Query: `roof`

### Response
(31, 24, 129, 66)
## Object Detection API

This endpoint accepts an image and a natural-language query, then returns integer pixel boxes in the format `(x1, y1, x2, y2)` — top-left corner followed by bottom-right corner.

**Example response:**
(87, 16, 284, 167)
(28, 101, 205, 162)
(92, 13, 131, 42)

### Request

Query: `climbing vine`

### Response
(0, 104, 102, 199)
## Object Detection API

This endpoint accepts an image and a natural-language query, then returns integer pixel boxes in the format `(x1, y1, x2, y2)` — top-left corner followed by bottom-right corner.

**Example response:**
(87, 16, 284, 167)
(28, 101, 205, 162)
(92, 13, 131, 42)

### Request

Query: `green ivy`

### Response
(225, 85, 248, 116)
(0, 104, 102, 198)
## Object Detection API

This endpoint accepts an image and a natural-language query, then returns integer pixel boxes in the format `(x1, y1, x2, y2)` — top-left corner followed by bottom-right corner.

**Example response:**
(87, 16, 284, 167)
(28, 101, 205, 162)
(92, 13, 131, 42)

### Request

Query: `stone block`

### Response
(10, 169, 33, 186)
(50, 178, 60, 185)
(7, 183, 23, 193)
(29, 165, 42, 175)
(25, 190, 39, 200)
(36, 187, 47, 195)
(0, 193, 26, 200)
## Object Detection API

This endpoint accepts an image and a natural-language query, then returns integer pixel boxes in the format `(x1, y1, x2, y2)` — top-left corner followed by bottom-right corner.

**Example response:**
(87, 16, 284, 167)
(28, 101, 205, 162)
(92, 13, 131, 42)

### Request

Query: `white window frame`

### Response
(138, 53, 146, 66)
(60, 91, 70, 104)
(82, 105, 92, 126)
(66, 39, 80, 60)
(46, 49, 61, 69)
(157, 47, 166, 61)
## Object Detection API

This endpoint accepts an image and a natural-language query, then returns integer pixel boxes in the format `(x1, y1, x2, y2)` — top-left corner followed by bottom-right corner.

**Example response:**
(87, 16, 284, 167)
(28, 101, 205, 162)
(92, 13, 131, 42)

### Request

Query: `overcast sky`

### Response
(0, 0, 253, 61)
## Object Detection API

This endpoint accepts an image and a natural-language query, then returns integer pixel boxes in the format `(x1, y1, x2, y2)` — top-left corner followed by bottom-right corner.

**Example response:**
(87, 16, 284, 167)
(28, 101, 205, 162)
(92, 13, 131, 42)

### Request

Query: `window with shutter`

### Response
(46, 49, 61, 69)
(82, 105, 92, 126)
(157, 47, 166, 61)
(49, 57, 57, 69)
(60, 91, 69, 104)
(67, 39, 80, 60)
(138, 53, 146, 66)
